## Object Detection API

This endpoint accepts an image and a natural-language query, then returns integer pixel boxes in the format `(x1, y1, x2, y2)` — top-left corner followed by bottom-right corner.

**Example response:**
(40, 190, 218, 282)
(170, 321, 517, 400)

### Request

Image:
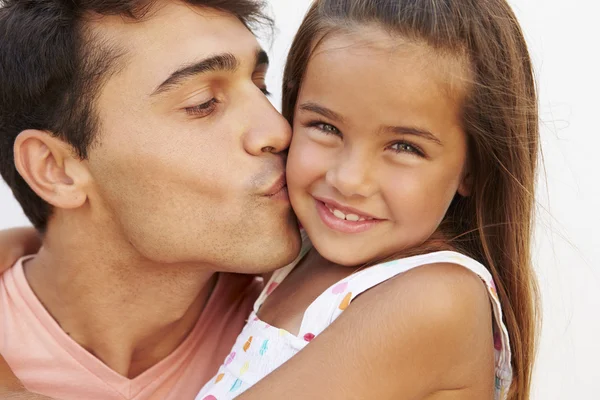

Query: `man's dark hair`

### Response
(0, 0, 271, 232)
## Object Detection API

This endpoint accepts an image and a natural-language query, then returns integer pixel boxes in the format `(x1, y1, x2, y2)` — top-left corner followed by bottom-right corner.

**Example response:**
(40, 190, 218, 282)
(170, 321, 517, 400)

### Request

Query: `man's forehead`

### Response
(86, 2, 260, 89)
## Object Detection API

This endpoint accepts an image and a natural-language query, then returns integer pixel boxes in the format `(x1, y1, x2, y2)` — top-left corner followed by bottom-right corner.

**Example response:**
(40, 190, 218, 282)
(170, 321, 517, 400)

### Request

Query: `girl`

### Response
(199, 0, 539, 398)
(0, 0, 539, 398)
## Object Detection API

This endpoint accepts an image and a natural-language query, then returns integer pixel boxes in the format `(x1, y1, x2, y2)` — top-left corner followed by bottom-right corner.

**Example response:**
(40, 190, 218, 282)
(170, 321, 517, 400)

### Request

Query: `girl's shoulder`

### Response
(329, 251, 497, 336)
(356, 257, 494, 334)
(305, 250, 501, 330)
(353, 256, 494, 336)
(328, 251, 503, 324)
(335, 256, 500, 394)
(335, 251, 512, 398)
(298, 250, 512, 397)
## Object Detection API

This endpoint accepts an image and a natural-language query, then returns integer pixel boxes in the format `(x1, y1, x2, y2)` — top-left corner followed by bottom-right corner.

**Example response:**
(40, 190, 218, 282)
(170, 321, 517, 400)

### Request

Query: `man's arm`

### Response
(0, 228, 41, 273)
(0, 356, 53, 400)
(238, 263, 495, 400)
(0, 354, 24, 393)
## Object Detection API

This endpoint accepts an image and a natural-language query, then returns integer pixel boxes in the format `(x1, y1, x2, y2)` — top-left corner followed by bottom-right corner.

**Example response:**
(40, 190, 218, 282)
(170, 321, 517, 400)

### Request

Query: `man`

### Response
(0, 0, 301, 399)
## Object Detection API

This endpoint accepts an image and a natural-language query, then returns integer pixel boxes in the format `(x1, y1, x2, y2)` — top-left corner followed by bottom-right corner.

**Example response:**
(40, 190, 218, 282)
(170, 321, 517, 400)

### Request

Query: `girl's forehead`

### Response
(312, 27, 430, 59)
(306, 27, 471, 101)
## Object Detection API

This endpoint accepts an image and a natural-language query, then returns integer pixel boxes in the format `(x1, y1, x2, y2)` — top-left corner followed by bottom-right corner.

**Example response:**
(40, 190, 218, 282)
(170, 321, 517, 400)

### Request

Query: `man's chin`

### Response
(228, 230, 303, 274)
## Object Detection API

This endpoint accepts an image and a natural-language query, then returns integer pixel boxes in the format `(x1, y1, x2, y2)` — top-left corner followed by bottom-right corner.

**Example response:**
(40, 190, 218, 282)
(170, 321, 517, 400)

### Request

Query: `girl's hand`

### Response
(0, 227, 41, 273)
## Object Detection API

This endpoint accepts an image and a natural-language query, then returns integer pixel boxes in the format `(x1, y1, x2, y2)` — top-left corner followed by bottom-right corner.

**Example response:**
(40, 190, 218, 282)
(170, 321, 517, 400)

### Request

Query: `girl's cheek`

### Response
(288, 135, 332, 185)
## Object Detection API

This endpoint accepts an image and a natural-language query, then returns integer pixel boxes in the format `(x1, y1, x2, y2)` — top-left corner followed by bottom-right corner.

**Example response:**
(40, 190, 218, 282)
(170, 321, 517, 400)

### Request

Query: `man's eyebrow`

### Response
(151, 53, 239, 96)
(298, 102, 345, 124)
(384, 125, 443, 146)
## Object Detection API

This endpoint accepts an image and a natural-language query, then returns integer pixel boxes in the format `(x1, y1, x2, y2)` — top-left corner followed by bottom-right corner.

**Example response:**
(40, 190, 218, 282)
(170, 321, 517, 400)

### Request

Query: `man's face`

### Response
(83, 2, 300, 272)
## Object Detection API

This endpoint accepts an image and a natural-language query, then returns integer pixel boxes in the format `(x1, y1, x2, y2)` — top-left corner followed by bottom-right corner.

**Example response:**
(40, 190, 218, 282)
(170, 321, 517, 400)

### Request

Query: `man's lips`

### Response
(263, 175, 287, 197)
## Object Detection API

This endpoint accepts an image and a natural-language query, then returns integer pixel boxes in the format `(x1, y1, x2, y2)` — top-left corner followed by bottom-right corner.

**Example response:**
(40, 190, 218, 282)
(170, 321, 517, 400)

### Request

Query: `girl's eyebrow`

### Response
(383, 125, 443, 146)
(298, 102, 346, 124)
(299, 101, 442, 146)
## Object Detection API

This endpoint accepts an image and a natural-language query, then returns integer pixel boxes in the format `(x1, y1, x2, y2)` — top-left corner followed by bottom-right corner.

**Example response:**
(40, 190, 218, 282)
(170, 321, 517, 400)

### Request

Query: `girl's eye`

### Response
(185, 98, 218, 117)
(314, 123, 340, 135)
(260, 87, 272, 96)
(389, 142, 424, 157)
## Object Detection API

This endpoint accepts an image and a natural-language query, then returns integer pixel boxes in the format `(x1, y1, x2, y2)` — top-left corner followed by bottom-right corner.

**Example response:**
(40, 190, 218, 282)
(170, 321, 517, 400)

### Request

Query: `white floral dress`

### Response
(196, 248, 513, 400)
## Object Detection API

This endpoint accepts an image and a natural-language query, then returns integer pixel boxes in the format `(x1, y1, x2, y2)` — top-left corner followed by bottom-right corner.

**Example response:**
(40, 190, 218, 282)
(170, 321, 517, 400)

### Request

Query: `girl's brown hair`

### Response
(282, 1, 540, 398)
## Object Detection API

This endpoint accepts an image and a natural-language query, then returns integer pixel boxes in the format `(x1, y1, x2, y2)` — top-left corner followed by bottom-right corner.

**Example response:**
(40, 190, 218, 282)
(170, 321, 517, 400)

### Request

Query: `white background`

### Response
(1, 0, 598, 398)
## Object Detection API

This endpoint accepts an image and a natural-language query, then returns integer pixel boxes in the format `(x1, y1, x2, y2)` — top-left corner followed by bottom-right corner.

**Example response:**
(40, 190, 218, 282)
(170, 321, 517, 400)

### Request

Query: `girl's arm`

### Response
(0, 227, 41, 272)
(238, 263, 495, 400)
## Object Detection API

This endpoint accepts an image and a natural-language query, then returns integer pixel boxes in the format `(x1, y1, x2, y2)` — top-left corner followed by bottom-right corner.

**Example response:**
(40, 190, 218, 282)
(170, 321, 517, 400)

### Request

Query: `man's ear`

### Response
(14, 130, 89, 210)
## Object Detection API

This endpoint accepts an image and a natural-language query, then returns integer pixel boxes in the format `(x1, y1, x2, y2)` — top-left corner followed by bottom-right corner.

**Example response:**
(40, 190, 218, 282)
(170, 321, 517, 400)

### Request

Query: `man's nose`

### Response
(243, 90, 292, 156)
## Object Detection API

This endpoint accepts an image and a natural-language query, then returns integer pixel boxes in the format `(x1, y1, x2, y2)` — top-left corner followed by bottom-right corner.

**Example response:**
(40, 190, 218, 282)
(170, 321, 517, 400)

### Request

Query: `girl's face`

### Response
(287, 28, 472, 266)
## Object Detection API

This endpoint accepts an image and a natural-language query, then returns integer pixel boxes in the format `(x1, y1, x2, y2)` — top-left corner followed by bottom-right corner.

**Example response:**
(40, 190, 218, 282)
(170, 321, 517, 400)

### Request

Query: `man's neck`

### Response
(24, 223, 217, 379)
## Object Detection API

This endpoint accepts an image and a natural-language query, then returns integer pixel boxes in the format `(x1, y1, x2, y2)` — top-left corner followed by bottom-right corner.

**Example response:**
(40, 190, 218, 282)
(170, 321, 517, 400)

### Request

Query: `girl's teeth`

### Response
(323, 202, 372, 222)
(346, 214, 360, 222)
(333, 209, 346, 219)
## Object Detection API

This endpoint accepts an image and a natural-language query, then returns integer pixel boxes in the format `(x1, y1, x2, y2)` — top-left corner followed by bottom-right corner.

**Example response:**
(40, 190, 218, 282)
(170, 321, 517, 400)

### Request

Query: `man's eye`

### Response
(185, 98, 218, 117)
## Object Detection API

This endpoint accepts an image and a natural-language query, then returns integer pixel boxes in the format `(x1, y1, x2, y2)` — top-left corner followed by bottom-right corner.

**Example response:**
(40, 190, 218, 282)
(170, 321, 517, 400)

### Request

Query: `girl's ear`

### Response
(457, 171, 473, 197)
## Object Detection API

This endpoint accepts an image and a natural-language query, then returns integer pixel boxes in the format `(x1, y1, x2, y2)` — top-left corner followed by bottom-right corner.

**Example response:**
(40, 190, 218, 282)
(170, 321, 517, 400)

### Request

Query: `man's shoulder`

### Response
(0, 257, 31, 352)
(0, 255, 30, 299)
(0, 255, 26, 300)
